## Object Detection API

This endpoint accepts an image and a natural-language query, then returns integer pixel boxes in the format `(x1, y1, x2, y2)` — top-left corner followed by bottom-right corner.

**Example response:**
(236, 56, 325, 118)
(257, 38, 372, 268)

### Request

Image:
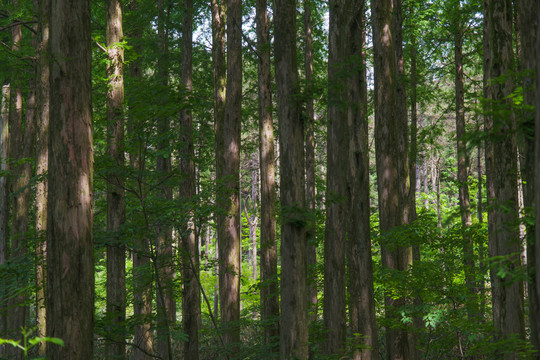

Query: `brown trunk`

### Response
(127, 5, 154, 357)
(256, 0, 279, 350)
(304, 0, 318, 327)
(0, 83, 8, 347)
(371, 0, 412, 357)
(105, 0, 126, 357)
(535, 4, 540, 353)
(47, 0, 94, 356)
(179, 1, 200, 358)
(274, 0, 308, 357)
(218, 0, 242, 354)
(518, 0, 538, 353)
(485, 0, 525, 353)
(35, 0, 49, 355)
(347, 2, 378, 359)
(454, 1, 475, 320)
(324, 0, 349, 353)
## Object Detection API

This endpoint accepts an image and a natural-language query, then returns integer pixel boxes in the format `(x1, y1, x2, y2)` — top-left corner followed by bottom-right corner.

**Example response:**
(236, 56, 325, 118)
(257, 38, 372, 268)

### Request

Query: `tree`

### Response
(535, 2, 540, 353)
(105, 0, 126, 357)
(485, 0, 524, 351)
(274, 0, 309, 357)
(371, 0, 412, 357)
(47, 0, 94, 357)
(256, 0, 279, 349)
(179, 0, 201, 358)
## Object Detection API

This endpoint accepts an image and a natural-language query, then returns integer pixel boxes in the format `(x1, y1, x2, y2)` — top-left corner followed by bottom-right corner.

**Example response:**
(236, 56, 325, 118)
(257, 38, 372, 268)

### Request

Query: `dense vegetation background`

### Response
(0, 0, 539, 359)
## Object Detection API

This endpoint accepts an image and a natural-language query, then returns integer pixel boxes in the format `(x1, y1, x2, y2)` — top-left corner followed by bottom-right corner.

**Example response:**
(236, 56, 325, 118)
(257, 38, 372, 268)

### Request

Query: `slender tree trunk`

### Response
(324, 0, 350, 354)
(179, 1, 200, 358)
(35, 0, 49, 355)
(47, 0, 94, 356)
(454, 1, 475, 320)
(256, 0, 279, 350)
(518, 0, 538, 353)
(347, 2, 378, 359)
(105, 0, 126, 357)
(217, 0, 242, 354)
(127, 6, 154, 357)
(485, 1, 525, 354)
(274, 0, 308, 358)
(0, 83, 8, 349)
(534, 5, 540, 353)
(371, 0, 412, 358)
(303, 0, 318, 327)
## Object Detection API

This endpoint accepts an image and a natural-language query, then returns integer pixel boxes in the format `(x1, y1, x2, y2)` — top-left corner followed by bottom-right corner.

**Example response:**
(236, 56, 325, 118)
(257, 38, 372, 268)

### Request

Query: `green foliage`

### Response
(0, 328, 64, 360)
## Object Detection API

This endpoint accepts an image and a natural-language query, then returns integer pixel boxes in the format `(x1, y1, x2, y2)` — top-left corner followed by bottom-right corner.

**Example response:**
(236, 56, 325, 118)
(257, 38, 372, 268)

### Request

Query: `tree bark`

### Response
(535, 3, 540, 353)
(304, 0, 318, 327)
(324, 0, 349, 353)
(105, 0, 126, 357)
(47, 0, 94, 356)
(35, 0, 49, 355)
(218, 0, 242, 354)
(274, 0, 309, 357)
(371, 0, 412, 357)
(518, 0, 538, 354)
(0, 83, 9, 346)
(179, 1, 200, 358)
(485, 0, 525, 353)
(346, 2, 378, 359)
(256, 0, 279, 350)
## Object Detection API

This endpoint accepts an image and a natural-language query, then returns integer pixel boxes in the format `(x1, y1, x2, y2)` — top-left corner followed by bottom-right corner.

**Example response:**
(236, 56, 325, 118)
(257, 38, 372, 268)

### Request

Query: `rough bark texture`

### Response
(371, 0, 412, 358)
(347, 3, 378, 359)
(0, 83, 9, 346)
(155, 2, 174, 358)
(35, 0, 49, 355)
(105, 0, 126, 357)
(179, 1, 200, 358)
(256, 0, 279, 350)
(535, 3, 540, 353)
(485, 0, 525, 353)
(47, 0, 94, 357)
(274, 0, 309, 358)
(518, 0, 538, 354)
(454, 1, 475, 319)
(324, 0, 349, 354)
(218, 0, 242, 354)
(304, 0, 318, 327)
(127, 6, 154, 357)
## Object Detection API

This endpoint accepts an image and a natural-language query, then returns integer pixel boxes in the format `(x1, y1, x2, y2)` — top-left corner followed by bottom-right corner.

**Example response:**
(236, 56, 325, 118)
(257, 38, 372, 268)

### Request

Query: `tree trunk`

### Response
(346, 2, 378, 359)
(304, 0, 318, 327)
(454, 0, 475, 320)
(218, 0, 242, 354)
(0, 83, 8, 349)
(47, 0, 94, 356)
(105, 0, 126, 357)
(535, 4, 540, 353)
(256, 0, 279, 350)
(518, 0, 538, 353)
(179, 1, 200, 358)
(324, 0, 349, 353)
(35, 0, 49, 355)
(274, 0, 308, 357)
(371, 0, 412, 357)
(485, 0, 525, 353)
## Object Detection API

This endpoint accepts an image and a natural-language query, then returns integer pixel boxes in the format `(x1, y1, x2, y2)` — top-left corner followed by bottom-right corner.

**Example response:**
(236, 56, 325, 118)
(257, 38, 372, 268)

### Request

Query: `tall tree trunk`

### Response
(218, 0, 242, 354)
(256, 0, 279, 350)
(518, 0, 538, 353)
(485, 0, 525, 353)
(128, 5, 154, 358)
(35, 0, 49, 355)
(347, 2, 378, 359)
(47, 0, 94, 356)
(179, 1, 200, 358)
(155, 1, 174, 359)
(324, 0, 349, 353)
(454, 0, 475, 319)
(371, 0, 412, 357)
(105, 0, 126, 357)
(534, 5, 540, 353)
(0, 83, 8, 348)
(304, 0, 318, 327)
(274, 0, 308, 357)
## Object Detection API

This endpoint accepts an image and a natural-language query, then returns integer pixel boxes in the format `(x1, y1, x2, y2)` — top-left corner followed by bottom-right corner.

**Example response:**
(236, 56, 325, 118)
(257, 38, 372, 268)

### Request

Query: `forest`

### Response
(0, 0, 539, 359)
